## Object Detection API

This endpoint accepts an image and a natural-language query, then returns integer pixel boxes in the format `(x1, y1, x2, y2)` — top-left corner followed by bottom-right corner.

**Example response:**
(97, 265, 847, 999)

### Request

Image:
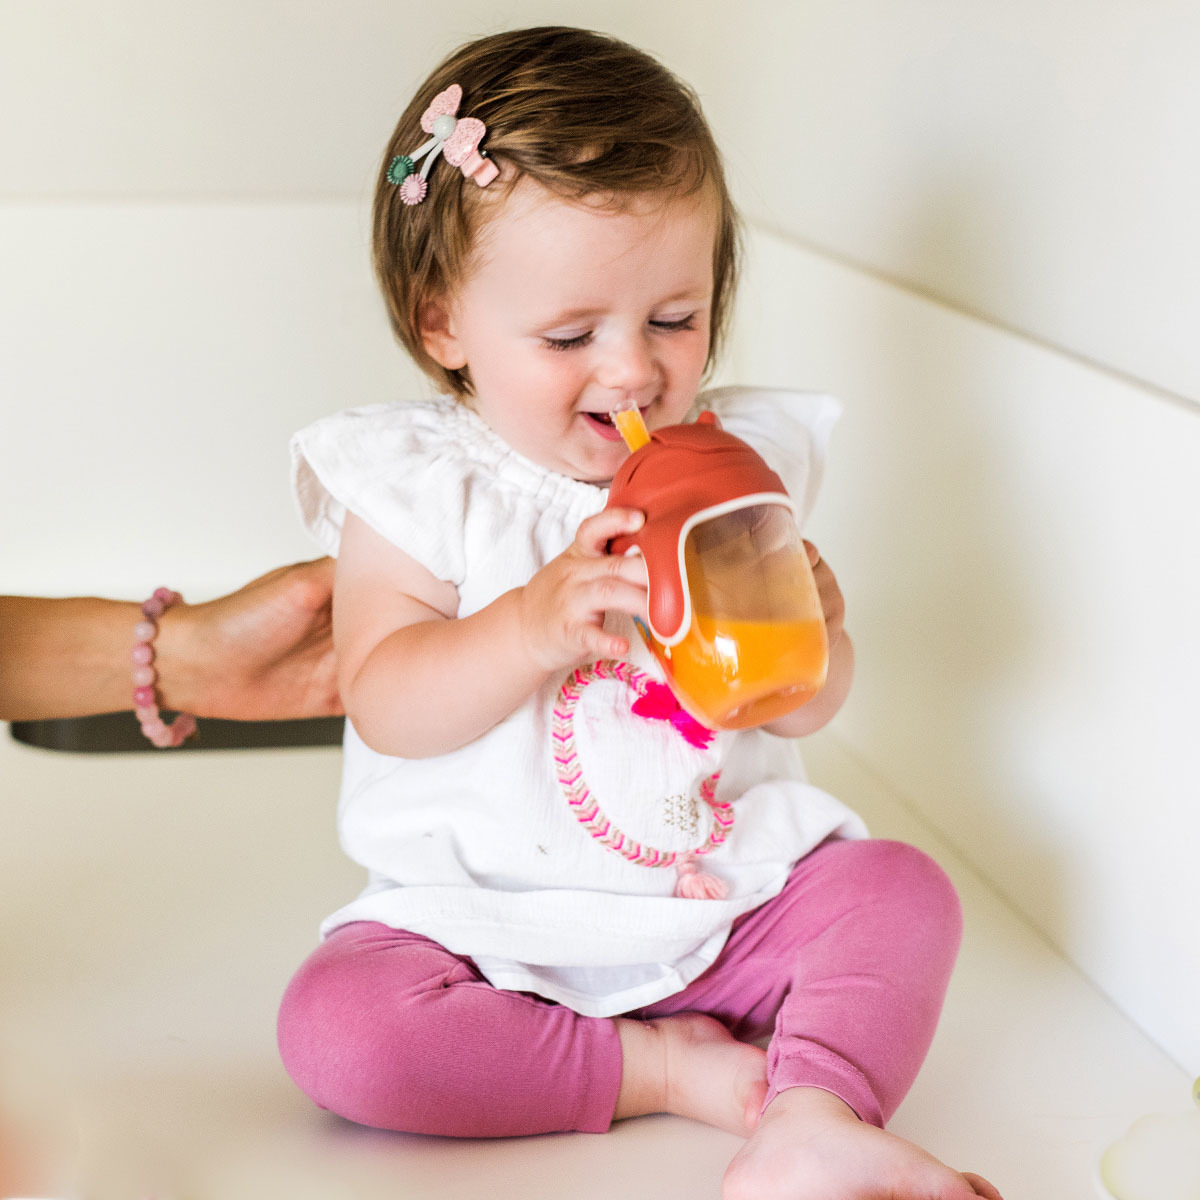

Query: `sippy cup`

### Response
(607, 409, 828, 731)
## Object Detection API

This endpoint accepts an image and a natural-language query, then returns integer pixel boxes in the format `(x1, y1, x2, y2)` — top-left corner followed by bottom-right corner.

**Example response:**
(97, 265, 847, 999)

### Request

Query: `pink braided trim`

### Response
(552, 660, 732, 868)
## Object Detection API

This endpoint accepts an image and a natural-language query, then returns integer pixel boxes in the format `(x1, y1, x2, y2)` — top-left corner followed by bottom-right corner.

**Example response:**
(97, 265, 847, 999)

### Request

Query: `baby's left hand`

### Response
(757, 542, 852, 739)
(805, 541, 844, 648)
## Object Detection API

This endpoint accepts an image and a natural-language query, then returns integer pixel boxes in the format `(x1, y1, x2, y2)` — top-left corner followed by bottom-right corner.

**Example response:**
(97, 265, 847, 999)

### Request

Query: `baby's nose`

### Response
(595, 333, 656, 394)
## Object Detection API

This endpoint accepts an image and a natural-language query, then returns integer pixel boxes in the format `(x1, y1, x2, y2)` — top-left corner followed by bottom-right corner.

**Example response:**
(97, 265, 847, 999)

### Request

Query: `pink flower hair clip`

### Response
(386, 83, 499, 205)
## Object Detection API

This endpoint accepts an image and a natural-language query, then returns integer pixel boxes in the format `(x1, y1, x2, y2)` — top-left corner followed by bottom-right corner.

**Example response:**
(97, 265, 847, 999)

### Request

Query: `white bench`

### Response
(0, 727, 1189, 1199)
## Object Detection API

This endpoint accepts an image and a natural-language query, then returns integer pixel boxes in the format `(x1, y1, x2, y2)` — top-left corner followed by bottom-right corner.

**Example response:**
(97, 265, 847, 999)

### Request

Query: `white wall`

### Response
(639, 0, 1200, 407)
(3, 2, 1198, 1076)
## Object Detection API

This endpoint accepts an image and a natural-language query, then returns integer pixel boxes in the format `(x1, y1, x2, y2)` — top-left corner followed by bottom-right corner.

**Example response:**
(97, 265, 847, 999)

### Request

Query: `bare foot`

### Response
(615, 1013, 767, 1136)
(722, 1087, 1004, 1200)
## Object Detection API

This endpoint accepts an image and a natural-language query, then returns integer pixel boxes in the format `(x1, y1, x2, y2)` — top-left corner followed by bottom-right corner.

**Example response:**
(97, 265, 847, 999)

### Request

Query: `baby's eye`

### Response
(650, 314, 697, 333)
(540, 330, 594, 352)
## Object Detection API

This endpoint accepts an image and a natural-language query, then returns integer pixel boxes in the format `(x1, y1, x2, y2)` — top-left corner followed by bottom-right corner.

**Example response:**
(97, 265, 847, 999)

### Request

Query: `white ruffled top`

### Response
(290, 386, 867, 1017)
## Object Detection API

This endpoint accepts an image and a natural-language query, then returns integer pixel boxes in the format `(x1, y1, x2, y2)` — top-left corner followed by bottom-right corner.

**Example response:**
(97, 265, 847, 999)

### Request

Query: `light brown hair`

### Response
(373, 26, 741, 396)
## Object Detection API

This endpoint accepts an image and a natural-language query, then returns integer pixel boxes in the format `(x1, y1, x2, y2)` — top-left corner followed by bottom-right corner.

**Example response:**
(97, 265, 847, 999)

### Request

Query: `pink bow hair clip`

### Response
(387, 83, 499, 206)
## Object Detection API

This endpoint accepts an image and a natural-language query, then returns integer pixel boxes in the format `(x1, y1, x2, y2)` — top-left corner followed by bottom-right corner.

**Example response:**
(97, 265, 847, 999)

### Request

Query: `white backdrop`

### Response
(3, 0, 1198, 1076)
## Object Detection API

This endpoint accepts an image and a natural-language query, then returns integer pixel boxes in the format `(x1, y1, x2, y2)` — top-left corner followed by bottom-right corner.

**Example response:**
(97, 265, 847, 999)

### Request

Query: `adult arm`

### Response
(0, 558, 341, 723)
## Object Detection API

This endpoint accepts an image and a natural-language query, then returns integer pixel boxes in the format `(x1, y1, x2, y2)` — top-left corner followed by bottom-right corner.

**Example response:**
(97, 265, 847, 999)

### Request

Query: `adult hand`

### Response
(162, 558, 342, 721)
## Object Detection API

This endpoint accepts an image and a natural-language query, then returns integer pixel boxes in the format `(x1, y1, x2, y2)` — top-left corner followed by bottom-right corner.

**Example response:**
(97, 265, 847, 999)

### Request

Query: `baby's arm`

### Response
(334, 507, 647, 758)
(762, 543, 854, 739)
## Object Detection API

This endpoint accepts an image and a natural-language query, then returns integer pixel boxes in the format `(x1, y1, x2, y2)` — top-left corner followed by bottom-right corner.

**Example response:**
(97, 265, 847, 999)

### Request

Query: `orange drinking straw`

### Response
(612, 404, 651, 452)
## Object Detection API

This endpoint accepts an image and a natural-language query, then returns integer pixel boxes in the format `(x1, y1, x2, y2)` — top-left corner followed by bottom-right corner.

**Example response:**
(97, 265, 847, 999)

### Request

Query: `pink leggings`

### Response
(277, 838, 961, 1138)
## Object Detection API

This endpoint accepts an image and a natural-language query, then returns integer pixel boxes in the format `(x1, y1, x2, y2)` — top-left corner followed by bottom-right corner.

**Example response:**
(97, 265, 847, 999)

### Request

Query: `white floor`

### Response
(0, 726, 1191, 1199)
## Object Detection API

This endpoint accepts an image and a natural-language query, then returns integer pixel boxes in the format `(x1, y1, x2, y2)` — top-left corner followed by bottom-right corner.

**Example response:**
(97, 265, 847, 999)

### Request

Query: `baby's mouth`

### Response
(582, 408, 648, 442)
(582, 404, 650, 428)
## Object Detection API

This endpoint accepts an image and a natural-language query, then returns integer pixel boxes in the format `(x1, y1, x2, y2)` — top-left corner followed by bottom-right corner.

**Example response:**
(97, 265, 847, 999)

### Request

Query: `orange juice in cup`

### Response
(644, 504, 828, 729)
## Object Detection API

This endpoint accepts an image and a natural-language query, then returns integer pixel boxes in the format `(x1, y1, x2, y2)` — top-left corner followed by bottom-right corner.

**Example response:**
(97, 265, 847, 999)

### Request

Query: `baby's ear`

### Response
(417, 298, 467, 370)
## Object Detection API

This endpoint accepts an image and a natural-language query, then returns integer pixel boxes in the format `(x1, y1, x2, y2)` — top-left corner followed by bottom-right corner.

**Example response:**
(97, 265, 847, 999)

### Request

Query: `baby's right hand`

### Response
(517, 506, 648, 673)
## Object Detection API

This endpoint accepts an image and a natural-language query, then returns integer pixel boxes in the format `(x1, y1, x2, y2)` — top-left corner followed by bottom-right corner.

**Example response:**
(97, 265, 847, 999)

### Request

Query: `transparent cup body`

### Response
(642, 503, 828, 730)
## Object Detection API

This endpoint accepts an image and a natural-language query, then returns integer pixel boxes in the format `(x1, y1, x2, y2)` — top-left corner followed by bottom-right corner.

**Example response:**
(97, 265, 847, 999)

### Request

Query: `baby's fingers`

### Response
(587, 565, 648, 618)
(575, 506, 644, 556)
(580, 623, 632, 661)
(566, 561, 648, 658)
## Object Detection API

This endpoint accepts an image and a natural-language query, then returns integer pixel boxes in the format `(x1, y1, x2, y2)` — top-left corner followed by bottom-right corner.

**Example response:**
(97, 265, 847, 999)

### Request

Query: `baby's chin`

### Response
(579, 462, 626, 488)
(573, 462, 618, 486)
(561, 448, 628, 488)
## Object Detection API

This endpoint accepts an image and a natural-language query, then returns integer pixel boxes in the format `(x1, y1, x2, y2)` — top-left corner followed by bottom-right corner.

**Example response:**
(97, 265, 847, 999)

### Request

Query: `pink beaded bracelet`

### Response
(131, 587, 197, 748)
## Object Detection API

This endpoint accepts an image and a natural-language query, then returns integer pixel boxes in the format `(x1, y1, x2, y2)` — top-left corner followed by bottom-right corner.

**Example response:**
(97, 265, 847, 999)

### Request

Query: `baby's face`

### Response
(422, 178, 716, 484)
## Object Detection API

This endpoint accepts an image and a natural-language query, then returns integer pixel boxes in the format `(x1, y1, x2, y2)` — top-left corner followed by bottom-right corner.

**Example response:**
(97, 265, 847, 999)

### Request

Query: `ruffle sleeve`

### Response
(290, 399, 471, 585)
(703, 387, 841, 528)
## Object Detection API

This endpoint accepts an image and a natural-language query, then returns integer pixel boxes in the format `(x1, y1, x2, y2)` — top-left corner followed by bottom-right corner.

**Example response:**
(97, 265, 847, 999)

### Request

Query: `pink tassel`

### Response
(631, 682, 678, 719)
(631, 682, 715, 749)
(673, 853, 728, 900)
(669, 709, 715, 749)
